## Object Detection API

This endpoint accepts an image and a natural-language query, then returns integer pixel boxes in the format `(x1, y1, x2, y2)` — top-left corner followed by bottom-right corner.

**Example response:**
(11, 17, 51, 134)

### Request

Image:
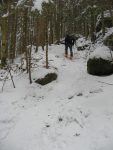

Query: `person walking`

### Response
(65, 34, 75, 59)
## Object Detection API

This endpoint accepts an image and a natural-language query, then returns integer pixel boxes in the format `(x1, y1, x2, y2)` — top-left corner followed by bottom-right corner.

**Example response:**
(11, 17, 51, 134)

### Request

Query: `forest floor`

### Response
(0, 44, 113, 150)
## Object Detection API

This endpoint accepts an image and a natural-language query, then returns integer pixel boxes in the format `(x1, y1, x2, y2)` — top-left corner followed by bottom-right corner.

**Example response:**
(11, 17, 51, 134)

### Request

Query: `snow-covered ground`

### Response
(0, 44, 113, 150)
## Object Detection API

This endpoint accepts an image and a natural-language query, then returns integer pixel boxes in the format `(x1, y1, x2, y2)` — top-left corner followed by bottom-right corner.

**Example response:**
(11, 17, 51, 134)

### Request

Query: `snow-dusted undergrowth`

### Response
(0, 44, 113, 150)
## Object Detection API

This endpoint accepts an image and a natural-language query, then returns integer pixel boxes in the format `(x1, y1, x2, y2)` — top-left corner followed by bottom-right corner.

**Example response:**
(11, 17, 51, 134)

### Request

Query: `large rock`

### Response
(87, 46, 113, 75)
(35, 73, 57, 85)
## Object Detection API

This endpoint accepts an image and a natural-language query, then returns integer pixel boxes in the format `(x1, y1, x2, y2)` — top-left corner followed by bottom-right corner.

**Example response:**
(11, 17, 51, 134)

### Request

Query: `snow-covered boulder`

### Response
(87, 46, 113, 75)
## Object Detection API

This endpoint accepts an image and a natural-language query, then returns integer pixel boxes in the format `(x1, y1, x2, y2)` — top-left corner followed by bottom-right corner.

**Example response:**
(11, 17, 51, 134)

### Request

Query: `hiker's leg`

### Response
(65, 45, 68, 56)
(70, 45, 73, 57)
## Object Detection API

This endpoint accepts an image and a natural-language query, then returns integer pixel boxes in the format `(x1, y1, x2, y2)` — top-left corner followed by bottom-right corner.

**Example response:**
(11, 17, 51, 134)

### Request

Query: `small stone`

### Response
(46, 124, 50, 128)
(75, 133, 80, 136)
(77, 93, 83, 96)
(58, 117, 63, 122)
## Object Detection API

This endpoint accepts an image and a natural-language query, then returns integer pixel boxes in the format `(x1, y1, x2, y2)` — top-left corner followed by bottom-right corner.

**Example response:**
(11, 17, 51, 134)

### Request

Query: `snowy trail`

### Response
(0, 45, 113, 150)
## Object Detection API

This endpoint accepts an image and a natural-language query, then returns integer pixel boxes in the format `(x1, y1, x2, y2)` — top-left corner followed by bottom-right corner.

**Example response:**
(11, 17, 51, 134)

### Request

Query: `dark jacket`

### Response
(65, 35, 75, 46)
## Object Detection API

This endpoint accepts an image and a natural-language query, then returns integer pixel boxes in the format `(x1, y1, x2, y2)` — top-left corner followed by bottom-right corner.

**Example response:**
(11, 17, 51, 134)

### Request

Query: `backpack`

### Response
(70, 36, 75, 45)
(65, 35, 75, 45)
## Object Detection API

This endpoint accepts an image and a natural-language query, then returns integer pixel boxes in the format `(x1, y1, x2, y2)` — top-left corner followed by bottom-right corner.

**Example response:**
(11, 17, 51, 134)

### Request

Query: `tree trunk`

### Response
(45, 18, 49, 69)
(1, 16, 8, 66)
(101, 8, 105, 36)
